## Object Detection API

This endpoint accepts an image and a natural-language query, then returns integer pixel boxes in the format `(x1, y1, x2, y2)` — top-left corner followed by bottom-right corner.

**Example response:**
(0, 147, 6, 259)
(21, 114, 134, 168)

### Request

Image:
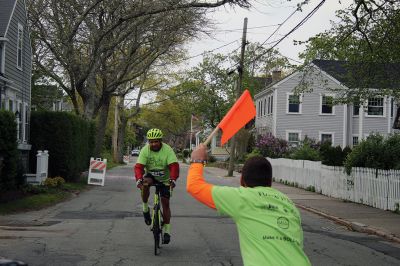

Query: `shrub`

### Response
(344, 134, 386, 173)
(30, 111, 96, 182)
(255, 134, 289, 158)
(382, 134, 400, 170)
(319, 142, 347, 166)
(245, 148, 262, 161)
(290, 144, 321, 161)
(0, 111, 18, 191)
(44, 176, 66, 188)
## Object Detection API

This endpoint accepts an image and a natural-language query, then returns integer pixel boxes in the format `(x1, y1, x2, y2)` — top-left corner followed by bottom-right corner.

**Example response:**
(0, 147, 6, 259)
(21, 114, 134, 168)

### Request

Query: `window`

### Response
(367, 97, 384, 116)
(17, 23, 23, 69)
(320, 132, 333, 145)
(391, 98, 394, 118)
(352, 136, 359, 146)
(8, 99, 14, 111)
(287, 94, 301, 113)
(286, 130, 301, 146)
(258, 101, 261, 117)
(264, 98, 266, 116)
(267, 97, 270, 114)
(24, 104, 29, 142)
(270, 95, 273, 114)
(353, 100, 360, 116)
(321, 95, 334, 114)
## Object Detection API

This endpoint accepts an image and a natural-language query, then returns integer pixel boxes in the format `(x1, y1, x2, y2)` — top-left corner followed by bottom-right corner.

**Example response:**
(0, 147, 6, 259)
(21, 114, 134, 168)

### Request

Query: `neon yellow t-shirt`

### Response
(137, 143, 178, 182)
(212, 186, 311, 266)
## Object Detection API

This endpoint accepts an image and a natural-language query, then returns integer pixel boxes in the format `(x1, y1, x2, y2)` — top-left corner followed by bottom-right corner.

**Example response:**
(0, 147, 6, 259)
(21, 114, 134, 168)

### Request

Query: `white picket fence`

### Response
(269, 158, 400, 211)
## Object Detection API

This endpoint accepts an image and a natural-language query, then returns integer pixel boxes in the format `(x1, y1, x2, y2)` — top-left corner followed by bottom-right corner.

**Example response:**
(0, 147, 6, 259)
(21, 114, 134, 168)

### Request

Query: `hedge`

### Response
(0, 111, 18, 191)
(30, 111, 96, 181)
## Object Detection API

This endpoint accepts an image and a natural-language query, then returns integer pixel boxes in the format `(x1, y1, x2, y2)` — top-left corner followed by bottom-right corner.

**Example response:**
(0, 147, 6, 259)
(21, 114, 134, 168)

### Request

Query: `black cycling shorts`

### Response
(143, 173, 171, 199)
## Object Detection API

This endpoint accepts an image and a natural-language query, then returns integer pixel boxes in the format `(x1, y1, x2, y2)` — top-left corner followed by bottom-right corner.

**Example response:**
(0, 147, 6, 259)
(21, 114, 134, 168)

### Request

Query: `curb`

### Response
(296, 204, 400, 244)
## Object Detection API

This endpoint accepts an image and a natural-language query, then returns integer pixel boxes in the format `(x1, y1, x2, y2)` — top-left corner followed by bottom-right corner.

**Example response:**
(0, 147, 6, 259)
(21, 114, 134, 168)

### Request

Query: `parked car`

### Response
(131, 149, 140, 156)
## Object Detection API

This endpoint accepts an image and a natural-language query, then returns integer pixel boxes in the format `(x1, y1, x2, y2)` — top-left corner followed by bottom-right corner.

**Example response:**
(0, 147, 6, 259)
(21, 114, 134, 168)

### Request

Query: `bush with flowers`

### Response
(255, 134, 289, 158)
(43, 176, 66, 188)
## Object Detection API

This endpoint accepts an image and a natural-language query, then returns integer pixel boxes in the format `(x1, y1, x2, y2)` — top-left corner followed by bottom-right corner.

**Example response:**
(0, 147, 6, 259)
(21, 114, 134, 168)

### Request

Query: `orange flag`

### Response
(218, 89, 256, 146)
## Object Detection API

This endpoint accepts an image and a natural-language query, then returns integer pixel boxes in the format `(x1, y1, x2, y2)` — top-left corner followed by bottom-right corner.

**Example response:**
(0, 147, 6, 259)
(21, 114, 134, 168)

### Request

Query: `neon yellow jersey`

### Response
(212, 186, 311, 266)
(137, 143, 178, 182)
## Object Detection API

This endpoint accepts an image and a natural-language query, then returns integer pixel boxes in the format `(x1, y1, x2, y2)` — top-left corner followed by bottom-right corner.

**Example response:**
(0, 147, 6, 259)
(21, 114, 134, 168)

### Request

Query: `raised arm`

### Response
(186, 144, 216, 209)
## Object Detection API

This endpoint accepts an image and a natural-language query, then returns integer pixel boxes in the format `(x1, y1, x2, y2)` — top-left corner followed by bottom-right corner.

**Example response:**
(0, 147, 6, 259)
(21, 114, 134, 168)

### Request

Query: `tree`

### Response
(28, 0, 253, 156)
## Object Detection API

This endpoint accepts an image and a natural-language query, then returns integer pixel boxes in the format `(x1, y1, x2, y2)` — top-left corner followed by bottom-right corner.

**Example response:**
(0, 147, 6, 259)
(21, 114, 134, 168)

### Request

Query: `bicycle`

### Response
(144, 181, 173, 256)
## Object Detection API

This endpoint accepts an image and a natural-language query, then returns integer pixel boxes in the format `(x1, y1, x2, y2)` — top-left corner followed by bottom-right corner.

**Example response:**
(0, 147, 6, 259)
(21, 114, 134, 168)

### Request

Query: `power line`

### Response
(175, 39, 240, 64)
(259, 8, 298, 47)
(213, 24, 281, 32)
(251, 0, 326, 65)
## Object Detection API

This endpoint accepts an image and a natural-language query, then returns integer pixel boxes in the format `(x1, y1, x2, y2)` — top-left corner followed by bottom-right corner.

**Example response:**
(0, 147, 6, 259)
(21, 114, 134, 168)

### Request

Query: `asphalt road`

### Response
(1, 159, 400, 266)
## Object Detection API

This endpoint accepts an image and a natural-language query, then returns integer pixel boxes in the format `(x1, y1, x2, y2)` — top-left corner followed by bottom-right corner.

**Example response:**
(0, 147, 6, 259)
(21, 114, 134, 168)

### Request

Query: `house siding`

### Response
(273, 70, 345, 146)
(1, 0, 32, 171)
(4, 0, 31, 108)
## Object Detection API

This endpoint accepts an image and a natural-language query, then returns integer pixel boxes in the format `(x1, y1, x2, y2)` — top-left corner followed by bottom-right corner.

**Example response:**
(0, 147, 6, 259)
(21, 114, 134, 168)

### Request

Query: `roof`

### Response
(0, 0, 16, 37)
(312, 59, 400, 89)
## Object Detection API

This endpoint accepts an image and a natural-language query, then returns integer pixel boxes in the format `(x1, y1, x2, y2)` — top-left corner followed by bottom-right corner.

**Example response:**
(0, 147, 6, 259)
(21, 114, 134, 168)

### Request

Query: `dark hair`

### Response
(242, 156, 272, 187)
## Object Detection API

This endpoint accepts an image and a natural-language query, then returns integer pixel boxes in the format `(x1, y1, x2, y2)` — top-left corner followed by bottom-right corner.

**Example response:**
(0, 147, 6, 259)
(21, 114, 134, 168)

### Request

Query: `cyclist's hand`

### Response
(169, 179, 176, 189)
(136, 179, 144, 189)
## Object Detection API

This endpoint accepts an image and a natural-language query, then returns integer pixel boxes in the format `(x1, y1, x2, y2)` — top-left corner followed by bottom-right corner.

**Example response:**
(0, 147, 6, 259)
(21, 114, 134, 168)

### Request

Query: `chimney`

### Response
(272, 70, 282, 82)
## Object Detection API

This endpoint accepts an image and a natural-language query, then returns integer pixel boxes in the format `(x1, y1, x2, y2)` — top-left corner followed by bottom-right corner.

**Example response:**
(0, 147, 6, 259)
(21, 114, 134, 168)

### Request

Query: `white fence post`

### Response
(35, 150, 49, 183)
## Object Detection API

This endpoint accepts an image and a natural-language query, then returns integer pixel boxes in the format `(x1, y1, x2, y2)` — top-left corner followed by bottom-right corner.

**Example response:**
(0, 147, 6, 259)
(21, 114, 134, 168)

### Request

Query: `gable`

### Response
(0, 0, 17, 37)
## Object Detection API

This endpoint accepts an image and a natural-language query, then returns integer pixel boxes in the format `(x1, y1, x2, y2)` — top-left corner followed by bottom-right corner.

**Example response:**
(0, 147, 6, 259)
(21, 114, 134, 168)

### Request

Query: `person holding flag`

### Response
(186, 90, 311, 265)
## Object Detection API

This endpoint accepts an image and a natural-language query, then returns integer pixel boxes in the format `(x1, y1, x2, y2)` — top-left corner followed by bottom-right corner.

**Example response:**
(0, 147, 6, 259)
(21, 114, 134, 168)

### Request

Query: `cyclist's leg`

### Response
(142, 175, 154, 225)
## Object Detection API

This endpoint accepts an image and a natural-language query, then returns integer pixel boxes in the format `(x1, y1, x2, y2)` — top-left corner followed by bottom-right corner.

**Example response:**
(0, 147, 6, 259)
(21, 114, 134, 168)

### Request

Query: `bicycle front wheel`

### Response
(152, 206, 161, 255)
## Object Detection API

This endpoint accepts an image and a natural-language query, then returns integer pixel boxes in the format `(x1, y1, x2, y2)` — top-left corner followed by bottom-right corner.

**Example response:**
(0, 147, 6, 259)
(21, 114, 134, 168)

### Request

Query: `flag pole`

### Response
(203, 126, 220, 146)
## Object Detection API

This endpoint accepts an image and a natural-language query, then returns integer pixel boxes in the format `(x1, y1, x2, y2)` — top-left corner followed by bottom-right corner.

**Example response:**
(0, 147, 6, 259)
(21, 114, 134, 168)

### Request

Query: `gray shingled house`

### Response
(0, 0, 32, 170)
(255, 60, 399, 148)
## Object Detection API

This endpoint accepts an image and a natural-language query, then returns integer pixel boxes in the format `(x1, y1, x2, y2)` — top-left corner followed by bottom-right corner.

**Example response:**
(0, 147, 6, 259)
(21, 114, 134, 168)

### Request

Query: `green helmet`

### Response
(147, 128, 163, 140)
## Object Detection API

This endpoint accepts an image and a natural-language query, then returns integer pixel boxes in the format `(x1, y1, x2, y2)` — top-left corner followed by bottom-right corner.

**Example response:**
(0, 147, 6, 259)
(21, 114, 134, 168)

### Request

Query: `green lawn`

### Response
(0, 180, 89, 215)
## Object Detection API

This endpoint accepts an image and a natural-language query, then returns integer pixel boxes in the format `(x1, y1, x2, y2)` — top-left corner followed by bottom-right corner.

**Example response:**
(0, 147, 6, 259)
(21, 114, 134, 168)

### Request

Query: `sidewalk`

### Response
(204, 165, 400, 244)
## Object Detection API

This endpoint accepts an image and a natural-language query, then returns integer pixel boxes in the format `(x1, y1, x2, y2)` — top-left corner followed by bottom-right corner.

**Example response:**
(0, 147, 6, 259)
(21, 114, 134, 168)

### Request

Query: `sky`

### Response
(180, 0, 353, 69)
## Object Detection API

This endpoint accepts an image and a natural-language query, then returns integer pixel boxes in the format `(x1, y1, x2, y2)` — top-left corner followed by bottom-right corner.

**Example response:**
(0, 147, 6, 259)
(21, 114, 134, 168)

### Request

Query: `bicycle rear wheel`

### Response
(152, 206, 161, 255)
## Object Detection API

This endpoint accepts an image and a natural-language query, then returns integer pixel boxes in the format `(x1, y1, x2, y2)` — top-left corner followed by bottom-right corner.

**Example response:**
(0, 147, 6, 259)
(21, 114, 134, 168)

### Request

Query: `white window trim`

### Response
(285, 130, 302, 144)
(16, 23, 23, 70)
(352, 135, 359, 147)
(286, 93, 302, 114)
(365, 97, 386, 118)
(319, 93, 335, 116)
(319, 131, 335, 146)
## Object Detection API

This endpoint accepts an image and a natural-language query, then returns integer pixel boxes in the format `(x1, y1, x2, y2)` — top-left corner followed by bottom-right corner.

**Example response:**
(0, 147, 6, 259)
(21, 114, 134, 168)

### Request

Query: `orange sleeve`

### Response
(186, 163, 216, 209)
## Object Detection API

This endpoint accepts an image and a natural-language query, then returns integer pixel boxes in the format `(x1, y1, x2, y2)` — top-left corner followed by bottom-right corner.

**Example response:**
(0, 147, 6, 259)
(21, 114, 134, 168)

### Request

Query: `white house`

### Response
(255, 60, 399, 147)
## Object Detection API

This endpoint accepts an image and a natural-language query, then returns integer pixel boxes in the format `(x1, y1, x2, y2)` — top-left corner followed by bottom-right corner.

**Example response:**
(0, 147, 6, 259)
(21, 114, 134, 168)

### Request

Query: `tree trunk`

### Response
(93, 96, 111, 157)
(117, 115, 128, 164)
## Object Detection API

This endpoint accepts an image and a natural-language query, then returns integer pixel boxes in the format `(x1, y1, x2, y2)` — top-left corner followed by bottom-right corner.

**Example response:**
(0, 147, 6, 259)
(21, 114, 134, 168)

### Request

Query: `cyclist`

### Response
(187, 144, 311, 266)
(134, 128, 179, 244)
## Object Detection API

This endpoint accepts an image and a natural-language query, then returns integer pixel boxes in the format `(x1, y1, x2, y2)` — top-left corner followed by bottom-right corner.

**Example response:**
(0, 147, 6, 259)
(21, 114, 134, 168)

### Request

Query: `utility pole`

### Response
(228, 17, 247, 177)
